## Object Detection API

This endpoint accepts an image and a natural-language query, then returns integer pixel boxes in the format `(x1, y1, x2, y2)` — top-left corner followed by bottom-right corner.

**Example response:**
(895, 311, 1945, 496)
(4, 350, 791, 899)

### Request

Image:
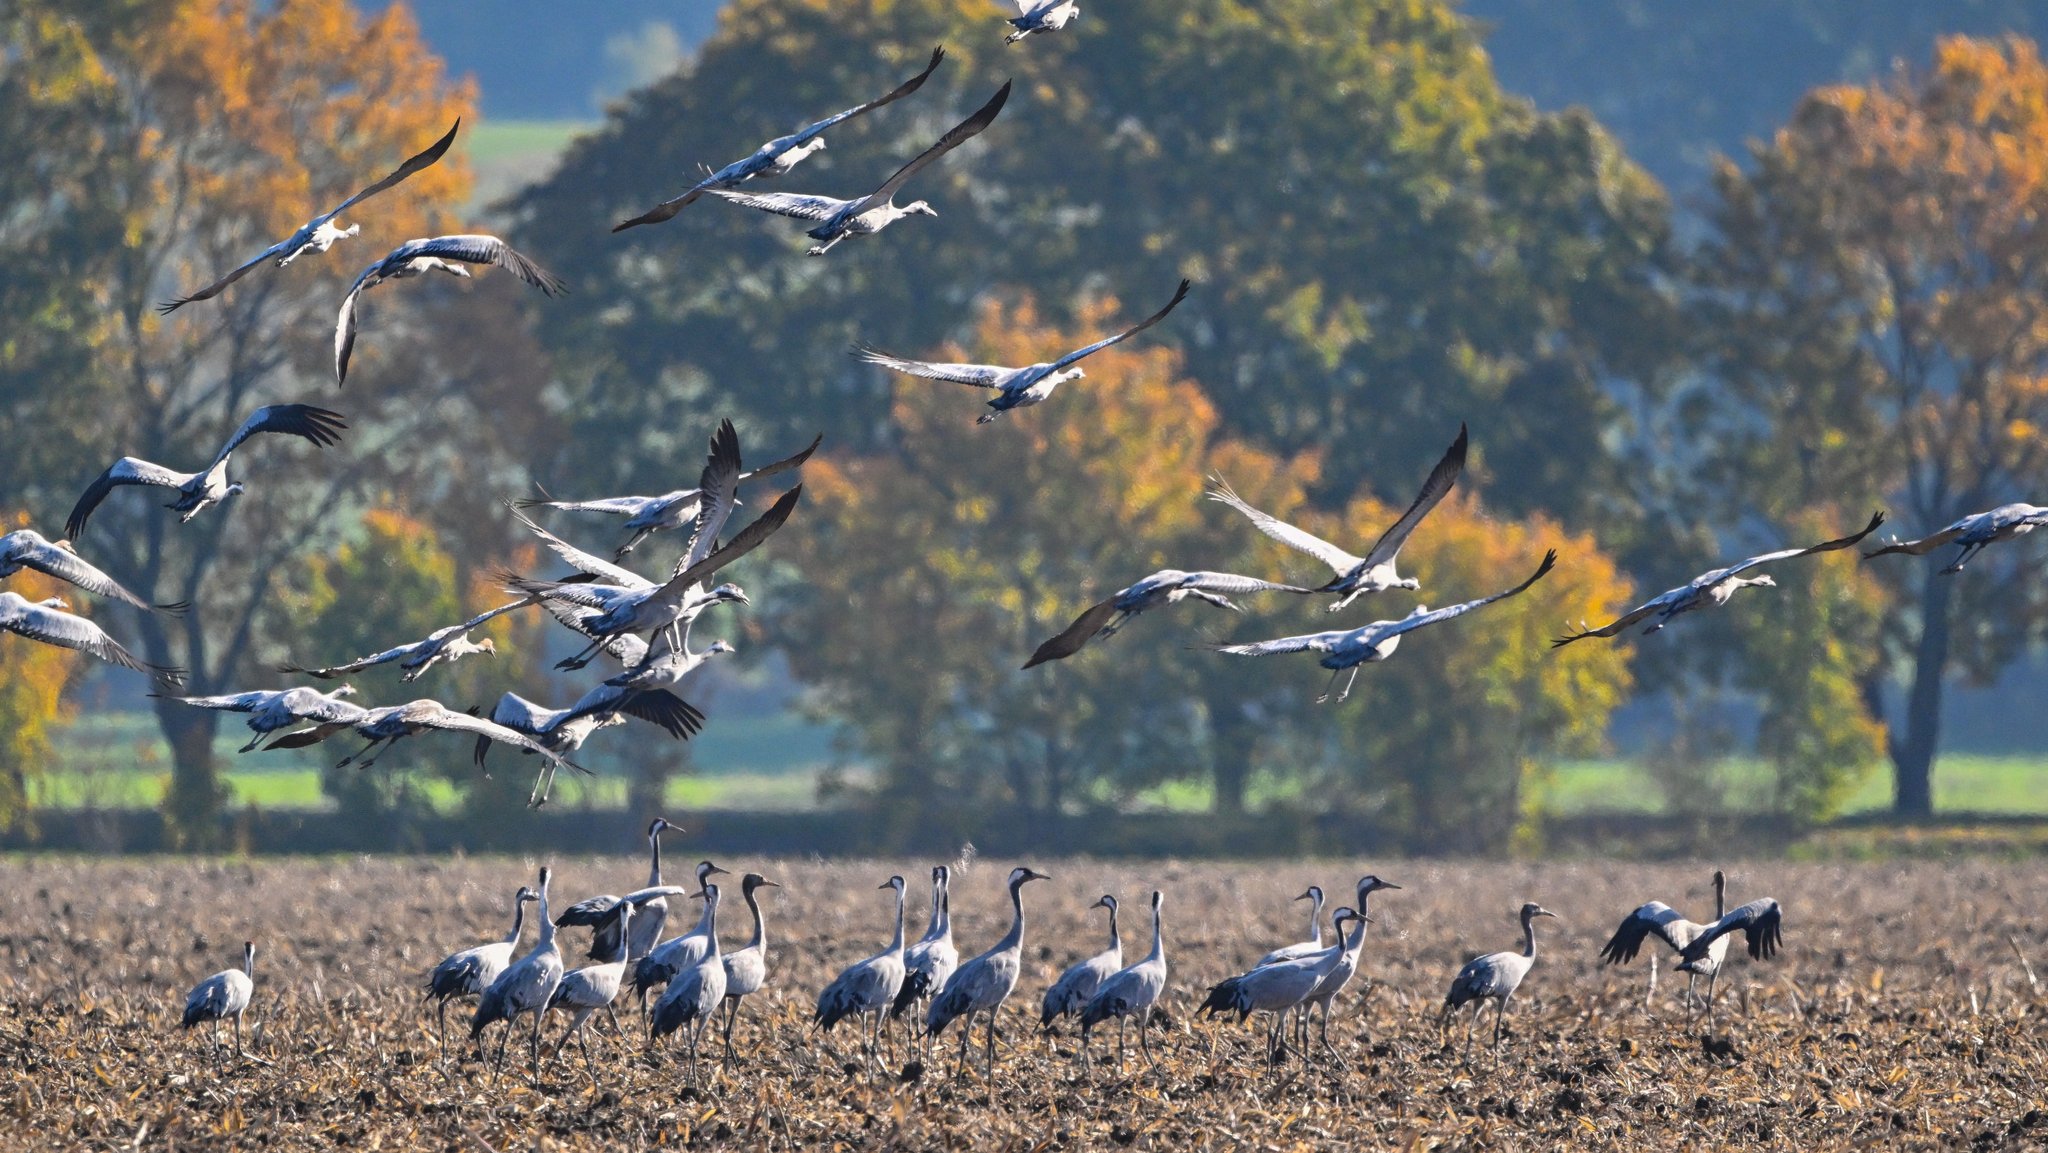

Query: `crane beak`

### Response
(1293, 890, 1316, 902)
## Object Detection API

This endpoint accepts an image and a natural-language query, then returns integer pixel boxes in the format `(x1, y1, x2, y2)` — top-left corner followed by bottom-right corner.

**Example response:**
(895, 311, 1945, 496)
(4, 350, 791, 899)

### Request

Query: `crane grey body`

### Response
(1443, 902, 1558, 1056)
(546, 901, 635, 1071)
(472, 867, 563, 1071)
(1215, 550, 1556, 702)
(0, 530, 177, 613)
(1599, 869, 1731, 1016)
(1209, 425, 1467, 611)
(925, 866, 1051, 1078)
(1558, 512, 1885, 646)
(630, 861, 731, 1008)
(1300, 876, 1400, 1052)
(614, 49, 945, 229)
(335, 234, 567, 384)
(281, 597, 532, 681)
(182, 941, 256, 1065)
(0, 592, 184, 684)
(65, 405, 347, 538)
(158, 119, 460, 312)
(553, 818, 682, 963)
(649, 884, 728, 1083)
(159, 684, 363, 752)
(1678, 898, 1784, 977)
(891, 866, 958, 1045)
(1025, 567, 1310, 668)
(424, 885, 537, 1057)
(815, 875, 908, 1069)
(1080, 891, 1166, 1070)
(709, 81, 1011, 255)
(857, 279, 1190, 424)
(1865, 502, 2048, 573)
(717, 874, 780, 1066)
(1041, 895, 1121, 1031)
(1201, 908, 1358, 1061)
(517, 431, 819, 558)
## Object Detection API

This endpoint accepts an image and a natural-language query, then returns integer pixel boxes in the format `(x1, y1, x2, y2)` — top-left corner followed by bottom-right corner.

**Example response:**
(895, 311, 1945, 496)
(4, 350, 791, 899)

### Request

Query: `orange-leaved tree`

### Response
(0, 1, 520, 845)
(1694, 35, 2048, 816)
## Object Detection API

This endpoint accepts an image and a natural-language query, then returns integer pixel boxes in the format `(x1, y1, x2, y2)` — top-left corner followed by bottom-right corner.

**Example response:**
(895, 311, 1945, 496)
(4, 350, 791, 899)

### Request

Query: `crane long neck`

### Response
(1106, 904, 1120, 953)
(502, 894, 526, 945)
(1521, 912, 1538, 959)
(537, 885, 556, 950)
(1146, 906, 1164, 963)
(1343, 912, 1369, 952)
(1307, 893, 1323, 944)
(690, 892, 718, 938)
(886, 885, 906, 956)
(744, 886, 767, 952)
(921, 877, 943, 940)
(937, 886, 952, 940)
(1714, 879, 1726, 920)
(703, 896, 721, 958)
(997, 879, 1028, 954)
(647, 830, 662, 888)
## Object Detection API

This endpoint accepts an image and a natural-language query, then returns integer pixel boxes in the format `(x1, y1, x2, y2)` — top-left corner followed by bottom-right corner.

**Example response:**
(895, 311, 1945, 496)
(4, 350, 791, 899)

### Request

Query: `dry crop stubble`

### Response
(0, 856, 2041, 1150)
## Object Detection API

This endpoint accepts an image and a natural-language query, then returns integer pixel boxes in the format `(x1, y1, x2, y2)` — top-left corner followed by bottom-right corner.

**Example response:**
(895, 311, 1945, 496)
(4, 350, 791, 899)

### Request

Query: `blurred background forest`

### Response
(5, 0, 2048, 856)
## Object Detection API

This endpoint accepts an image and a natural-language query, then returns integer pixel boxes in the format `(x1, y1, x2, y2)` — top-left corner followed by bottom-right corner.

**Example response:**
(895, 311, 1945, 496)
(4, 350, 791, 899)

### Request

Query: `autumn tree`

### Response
(1692, 36, 2048, 817)
(0, 512, 87, 831)
(508, 0, 1677, 530)
(775, 297, 1635, 844)
(0, 2, 554, 844)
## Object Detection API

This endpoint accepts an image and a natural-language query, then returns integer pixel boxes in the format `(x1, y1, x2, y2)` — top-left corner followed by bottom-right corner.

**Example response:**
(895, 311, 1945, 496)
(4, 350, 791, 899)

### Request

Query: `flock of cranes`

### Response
(179, 841, 1789, 1077)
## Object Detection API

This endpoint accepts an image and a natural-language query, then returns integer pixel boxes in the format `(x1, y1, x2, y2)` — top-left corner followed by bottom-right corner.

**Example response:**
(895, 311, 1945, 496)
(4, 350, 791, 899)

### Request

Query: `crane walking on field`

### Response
(424, 885, 538, 1057)
(182, 941, 257, 1066)
(629, 860, 731, 1013)
(1080, 891, 1167, 1070)
(1678, 895, 1784, 1001)
(925, 866, 1052, 1079)
(1443, 902, 1559, 1058)
(649, 884, 728, 1085)
(547, 902, 637, 1073)
(891, 866, 957, 1055)
(1201, 909, 1360, 1063)
(1299, 875, 1400, 1052)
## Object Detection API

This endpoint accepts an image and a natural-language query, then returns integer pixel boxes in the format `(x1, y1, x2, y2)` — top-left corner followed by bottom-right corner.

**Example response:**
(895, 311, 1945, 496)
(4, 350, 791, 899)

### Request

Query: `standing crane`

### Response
(471, 867, 564, 1071)
(1200, 909, 1360, 1063)
(1678, 896, 1784, 997)
(182, 941, 256, 1065)
(1442, 902, 1560, 1057)
(718, 873, 780, 1067)
(815, 875, 909, 1071)
(1080, 891, 1168, 1070)
(1040, 894, 1122, 1033)
(423, 884, 538, 1057)
(554, 817, 682, 963)
(1599, 869, 1731, 1016)
(1297, 875, 1401, 1051)
(649, 884, 728, 1085)
(630, 860, 731, 1012)
(891, 865, 957, 1054)
(546, 902, 636, 1072)
(925, 866, 1052, 1079)
(1258, 886, 1328, 965)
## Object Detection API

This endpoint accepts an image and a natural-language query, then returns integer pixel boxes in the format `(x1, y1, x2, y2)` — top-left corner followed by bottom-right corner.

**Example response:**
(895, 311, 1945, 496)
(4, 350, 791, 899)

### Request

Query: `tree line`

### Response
(4, 0, 2045, 846)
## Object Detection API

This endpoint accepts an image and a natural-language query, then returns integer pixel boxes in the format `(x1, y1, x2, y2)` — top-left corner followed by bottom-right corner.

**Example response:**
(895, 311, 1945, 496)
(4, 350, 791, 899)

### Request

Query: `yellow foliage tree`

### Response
(0, 513, 86, 831)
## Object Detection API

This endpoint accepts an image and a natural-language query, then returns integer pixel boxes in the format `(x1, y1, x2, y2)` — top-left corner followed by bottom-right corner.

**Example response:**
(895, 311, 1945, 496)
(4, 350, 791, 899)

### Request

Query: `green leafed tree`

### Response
(506, 0, 1677, 528)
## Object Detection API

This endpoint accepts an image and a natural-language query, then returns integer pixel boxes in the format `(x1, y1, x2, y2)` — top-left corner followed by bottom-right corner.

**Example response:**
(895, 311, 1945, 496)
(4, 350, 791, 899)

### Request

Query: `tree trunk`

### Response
(1209, 706, 1258, 816)
(156, 698, 226, 849)
(1891, 567, 1954, 818)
